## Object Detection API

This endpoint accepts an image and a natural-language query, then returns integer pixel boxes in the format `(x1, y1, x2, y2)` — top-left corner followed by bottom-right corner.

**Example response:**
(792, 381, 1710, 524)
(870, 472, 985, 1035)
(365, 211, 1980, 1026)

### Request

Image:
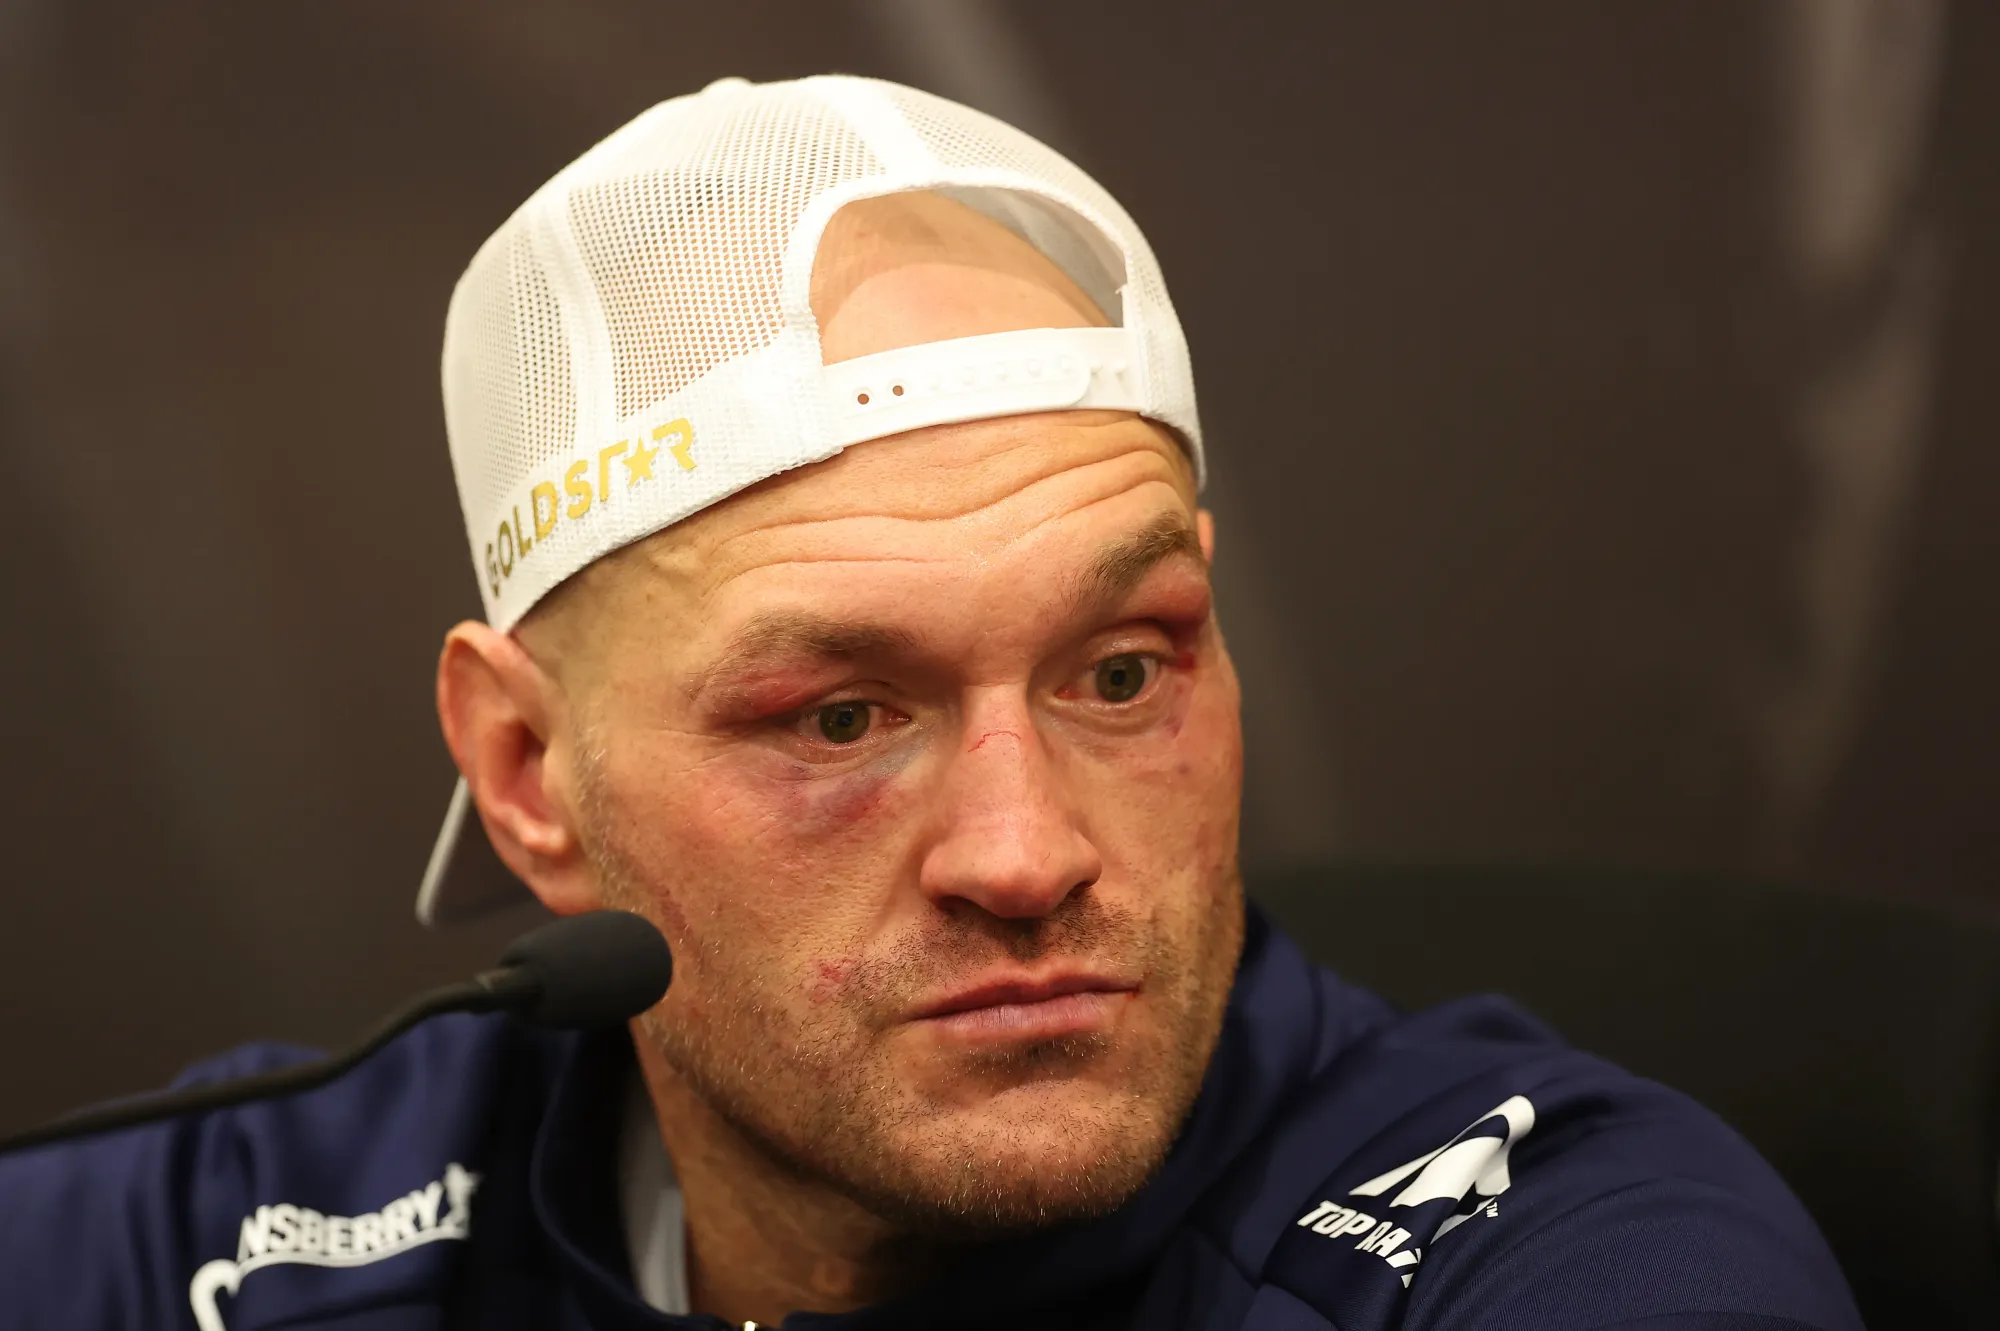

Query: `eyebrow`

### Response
(1061, 511, 1207, 619)
(685, 512, 1205, 706)
(683, 614, 923, 706)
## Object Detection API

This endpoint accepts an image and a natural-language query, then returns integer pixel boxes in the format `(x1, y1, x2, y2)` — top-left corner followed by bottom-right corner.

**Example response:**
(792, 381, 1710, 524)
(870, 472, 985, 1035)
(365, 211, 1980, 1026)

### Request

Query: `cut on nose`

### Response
(917, 725, 1101, 919)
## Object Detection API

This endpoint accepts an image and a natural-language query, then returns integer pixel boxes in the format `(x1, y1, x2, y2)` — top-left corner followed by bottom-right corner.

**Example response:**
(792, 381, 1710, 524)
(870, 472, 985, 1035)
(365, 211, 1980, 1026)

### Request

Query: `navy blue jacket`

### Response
(0, 911, 1861, 1330)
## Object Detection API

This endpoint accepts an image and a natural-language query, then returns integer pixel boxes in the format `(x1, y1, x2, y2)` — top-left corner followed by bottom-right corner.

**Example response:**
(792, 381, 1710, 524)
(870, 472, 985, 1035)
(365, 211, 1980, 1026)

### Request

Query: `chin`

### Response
(859, 1081, 1180, 1235)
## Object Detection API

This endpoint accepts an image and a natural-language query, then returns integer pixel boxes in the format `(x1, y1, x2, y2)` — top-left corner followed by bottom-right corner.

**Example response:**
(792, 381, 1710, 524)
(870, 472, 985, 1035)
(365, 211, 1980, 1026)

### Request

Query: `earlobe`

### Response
(435, 623, 601, 916)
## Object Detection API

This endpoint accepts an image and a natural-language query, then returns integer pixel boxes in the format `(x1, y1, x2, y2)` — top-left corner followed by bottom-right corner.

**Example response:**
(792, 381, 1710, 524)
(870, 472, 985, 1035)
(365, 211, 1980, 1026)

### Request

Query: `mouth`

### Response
(907, 971, 1138, 1044)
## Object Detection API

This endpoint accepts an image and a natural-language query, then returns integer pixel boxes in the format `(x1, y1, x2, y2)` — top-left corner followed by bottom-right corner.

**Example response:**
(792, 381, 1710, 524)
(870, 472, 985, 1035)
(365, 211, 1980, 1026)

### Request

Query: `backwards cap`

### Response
(422, 74, 1203, 924)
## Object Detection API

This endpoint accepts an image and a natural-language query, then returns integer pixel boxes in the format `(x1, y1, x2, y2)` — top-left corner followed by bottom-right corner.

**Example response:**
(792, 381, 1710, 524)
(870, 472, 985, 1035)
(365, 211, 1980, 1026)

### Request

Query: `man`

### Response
(0, 76, 1860, 1330)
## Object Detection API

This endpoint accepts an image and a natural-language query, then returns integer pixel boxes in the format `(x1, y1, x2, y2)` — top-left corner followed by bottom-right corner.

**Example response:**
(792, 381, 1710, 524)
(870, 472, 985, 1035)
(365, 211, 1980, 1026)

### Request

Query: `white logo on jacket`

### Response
(1294, 1095, 1535, 1288)
(187, 1161, 480, 1331)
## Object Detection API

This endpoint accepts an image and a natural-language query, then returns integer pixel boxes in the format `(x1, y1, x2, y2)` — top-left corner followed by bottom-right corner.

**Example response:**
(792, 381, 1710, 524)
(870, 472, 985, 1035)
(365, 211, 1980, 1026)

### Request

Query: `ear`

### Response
(435, 622, 602, 916)
(1196, 508, 1217, 563)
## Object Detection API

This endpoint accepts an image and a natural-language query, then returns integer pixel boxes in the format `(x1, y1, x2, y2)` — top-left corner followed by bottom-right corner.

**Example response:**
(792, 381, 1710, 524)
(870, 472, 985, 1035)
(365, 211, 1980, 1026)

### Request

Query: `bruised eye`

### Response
(815, 701, 872, 744)
(1093, 653, 1154, 703)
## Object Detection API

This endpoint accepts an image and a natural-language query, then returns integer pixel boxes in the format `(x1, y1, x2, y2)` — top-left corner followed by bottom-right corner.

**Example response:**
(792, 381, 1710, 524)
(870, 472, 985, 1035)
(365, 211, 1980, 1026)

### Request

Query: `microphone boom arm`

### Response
(0, 968, 539, 1159)
(0, 907, 671, 1160)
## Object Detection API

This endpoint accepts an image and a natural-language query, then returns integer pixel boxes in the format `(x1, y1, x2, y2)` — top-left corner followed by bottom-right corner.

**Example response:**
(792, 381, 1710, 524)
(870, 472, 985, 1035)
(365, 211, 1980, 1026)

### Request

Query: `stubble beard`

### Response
(582, 791, 1243, 1237)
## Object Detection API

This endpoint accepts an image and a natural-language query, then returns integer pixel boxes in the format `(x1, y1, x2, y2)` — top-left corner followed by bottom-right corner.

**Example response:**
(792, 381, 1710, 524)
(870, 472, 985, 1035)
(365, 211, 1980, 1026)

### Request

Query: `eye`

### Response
(1092, 653, 1154, 703)
(814, 700, 873, 744)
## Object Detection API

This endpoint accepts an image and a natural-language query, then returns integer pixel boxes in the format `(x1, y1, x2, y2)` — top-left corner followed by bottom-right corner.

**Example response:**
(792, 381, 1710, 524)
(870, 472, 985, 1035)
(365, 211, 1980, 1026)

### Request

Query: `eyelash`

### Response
(780, 647, 1182, 744)
(1054, 650, 1160, 704)
(785, 697, 905, 748)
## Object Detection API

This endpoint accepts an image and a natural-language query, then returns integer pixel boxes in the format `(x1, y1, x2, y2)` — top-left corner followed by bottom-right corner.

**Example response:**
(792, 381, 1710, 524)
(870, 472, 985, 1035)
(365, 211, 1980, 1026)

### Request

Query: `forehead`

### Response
(598, 409, 1197, 651)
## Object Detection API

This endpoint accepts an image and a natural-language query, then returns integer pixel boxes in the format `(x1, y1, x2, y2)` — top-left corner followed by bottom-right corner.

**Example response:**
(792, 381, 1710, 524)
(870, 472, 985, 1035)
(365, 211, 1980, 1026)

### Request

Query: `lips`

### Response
(908, 970, 1137, 1043)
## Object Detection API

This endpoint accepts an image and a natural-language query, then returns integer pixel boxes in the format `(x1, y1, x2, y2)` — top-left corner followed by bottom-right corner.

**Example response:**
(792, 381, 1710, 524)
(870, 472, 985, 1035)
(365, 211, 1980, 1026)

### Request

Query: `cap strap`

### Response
(822, 326, 1144, 448)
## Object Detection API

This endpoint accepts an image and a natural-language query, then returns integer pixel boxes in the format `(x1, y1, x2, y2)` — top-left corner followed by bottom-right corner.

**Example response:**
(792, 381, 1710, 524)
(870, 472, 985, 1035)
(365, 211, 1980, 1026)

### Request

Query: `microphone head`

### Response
(496, 909, 674, 1028)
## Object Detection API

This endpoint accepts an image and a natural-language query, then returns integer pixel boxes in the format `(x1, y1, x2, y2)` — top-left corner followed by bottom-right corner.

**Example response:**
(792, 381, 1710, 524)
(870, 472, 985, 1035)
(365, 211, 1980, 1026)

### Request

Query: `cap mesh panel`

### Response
(446, 228, 575, 527)
(568, 91, 883, 420)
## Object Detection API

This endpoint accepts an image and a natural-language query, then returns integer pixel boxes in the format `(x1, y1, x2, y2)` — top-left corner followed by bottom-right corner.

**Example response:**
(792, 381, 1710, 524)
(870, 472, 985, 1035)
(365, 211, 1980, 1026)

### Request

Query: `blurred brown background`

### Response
(1, 0, 1993, 1134)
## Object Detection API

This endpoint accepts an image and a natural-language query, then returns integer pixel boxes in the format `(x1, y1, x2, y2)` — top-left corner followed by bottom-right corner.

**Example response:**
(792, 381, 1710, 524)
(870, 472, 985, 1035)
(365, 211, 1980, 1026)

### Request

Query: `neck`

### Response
(630, 1031, 945, 1325)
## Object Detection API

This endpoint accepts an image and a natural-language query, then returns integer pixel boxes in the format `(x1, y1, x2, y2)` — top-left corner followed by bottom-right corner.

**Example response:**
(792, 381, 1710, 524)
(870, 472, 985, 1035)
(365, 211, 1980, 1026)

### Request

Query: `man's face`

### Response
(559, 406, 1245, 1232)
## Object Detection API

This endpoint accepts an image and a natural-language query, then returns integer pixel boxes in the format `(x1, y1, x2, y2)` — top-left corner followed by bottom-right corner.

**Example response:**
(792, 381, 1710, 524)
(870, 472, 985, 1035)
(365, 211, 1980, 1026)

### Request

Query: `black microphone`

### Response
(0, 909, 672, 1159)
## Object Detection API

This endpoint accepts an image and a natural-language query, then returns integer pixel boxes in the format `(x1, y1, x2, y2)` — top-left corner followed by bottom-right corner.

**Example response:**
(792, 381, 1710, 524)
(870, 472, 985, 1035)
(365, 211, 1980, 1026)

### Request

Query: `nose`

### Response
(916, 704, 1102, 919)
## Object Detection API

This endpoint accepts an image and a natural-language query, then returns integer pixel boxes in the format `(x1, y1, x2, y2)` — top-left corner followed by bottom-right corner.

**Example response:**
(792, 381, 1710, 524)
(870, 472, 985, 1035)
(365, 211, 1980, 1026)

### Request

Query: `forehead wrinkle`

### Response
(697, 445, 1186, 579)
(691, 410, 1184, 538)
(572, 453, 1190, 657)
(689, 470, 1194, 646)
(692, 504, 1200, 673)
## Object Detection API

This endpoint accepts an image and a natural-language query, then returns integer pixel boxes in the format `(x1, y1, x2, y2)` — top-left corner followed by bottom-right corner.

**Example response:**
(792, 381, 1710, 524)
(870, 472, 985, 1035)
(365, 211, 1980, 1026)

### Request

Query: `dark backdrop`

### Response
(1, 1, 1993, 1133)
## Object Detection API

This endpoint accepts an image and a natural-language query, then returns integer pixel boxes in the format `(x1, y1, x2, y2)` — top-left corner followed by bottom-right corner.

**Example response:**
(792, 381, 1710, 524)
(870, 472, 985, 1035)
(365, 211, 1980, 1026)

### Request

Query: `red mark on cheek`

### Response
(809, 958, 855, 1003)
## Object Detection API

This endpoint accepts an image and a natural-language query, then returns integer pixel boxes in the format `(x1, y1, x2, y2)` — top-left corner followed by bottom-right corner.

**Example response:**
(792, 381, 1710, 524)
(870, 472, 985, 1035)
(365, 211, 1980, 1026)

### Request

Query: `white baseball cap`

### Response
(419, 74, 1204, 925)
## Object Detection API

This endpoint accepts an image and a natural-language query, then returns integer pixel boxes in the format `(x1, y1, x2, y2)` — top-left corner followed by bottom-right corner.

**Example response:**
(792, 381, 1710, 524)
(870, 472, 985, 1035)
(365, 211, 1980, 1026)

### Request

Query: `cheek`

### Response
(670, 740, 928, 862)
(1126, 677, 1241, 788)
(1076, 681, 1242, 866)
(641, 751, 928, 968)
(1180, 689, 1245, 857)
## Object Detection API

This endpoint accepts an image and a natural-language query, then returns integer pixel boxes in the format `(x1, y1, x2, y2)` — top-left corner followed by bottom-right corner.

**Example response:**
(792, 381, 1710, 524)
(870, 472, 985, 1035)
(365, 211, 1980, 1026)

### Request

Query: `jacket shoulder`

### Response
(1203, 989, 1863, 1330)
(0, 1011, 563, 1330)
